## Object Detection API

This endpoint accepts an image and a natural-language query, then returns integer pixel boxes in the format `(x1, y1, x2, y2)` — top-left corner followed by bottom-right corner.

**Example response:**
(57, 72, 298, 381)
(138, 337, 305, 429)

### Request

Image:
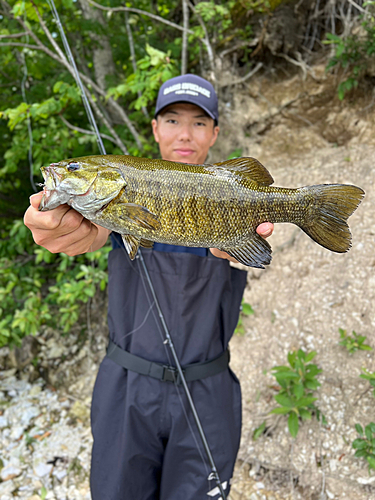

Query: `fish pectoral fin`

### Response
(207, 157, 274, 186)
(121, 234, 140, 260)
(223, 234, 272, 268)
(117, 203, 160, 231)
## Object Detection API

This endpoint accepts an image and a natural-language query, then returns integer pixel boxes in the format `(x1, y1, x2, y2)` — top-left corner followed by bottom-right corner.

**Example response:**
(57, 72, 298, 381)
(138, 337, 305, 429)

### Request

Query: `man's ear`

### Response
(209, 126, 220, 148)
(151, 118, 160, 143)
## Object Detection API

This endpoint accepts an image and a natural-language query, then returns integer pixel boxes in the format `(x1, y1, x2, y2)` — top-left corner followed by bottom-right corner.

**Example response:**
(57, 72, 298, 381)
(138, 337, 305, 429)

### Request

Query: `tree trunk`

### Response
(79, 0, 116, 91)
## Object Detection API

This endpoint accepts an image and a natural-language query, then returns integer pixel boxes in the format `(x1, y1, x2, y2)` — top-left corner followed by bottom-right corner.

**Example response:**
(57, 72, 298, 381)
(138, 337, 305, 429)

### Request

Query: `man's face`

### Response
(151, 103, 219, 164)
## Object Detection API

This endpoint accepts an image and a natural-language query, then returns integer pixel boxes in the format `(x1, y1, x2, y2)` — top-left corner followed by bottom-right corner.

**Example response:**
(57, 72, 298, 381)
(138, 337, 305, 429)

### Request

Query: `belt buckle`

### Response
(162, 365, 183, 385)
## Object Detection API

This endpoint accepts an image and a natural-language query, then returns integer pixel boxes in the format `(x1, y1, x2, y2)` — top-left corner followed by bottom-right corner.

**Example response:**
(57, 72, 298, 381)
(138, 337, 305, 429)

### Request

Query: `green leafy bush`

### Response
(0, 218, 110, 347)
(325, 3, 375, 100)
(338, 328, 372, 354)
(352, 423, 375, 473)
(269, 349, 325, 437)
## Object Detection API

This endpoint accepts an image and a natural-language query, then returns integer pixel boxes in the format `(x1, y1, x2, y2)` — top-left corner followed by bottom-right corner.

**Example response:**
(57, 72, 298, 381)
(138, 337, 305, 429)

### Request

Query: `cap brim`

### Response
(155, 100, 217, 122)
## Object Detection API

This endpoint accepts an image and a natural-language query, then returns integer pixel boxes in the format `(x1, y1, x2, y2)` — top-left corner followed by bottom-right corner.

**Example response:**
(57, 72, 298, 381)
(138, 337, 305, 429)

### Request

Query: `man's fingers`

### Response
(256, 222, 274, 239)
(209, 248, 239, 263)
(44, 219, 99, 255)
(29, 192, 44, 209)
(25, 201, 83, 236)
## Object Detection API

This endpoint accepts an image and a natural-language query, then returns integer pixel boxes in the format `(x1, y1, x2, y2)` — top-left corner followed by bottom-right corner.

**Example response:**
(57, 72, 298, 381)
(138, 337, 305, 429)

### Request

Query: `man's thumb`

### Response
(29, 192, 44, 209)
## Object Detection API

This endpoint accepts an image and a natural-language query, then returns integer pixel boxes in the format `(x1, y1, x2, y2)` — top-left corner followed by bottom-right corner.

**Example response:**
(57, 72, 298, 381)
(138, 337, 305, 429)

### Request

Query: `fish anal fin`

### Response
(117, 203, 160, 231)
(121, 234, 140, 260)
(140, 238, 154, 249)
(121, 234, 155, 259)
(207, 157, 274, 186)
(223, 234, 272, 268)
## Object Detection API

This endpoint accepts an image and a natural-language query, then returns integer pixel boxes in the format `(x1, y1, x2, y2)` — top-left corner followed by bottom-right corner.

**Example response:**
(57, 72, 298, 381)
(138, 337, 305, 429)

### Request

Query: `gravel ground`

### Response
(0, 364, 95, 500)
(229, 143, 375, 499)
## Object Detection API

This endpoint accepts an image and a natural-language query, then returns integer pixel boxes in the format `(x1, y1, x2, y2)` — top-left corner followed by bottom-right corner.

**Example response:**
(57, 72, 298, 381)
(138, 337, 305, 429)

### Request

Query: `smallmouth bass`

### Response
(39, 155, 364, 268)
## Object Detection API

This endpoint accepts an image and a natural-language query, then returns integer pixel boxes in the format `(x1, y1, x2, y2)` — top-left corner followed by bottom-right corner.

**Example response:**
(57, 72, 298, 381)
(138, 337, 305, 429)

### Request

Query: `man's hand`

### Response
(210, 222, 274, 263)
(24, 192, 110, 256)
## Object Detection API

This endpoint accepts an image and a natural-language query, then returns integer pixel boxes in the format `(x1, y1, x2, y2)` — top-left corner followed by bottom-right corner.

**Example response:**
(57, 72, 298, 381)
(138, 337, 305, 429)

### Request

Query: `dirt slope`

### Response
(213, 67, 375, 500)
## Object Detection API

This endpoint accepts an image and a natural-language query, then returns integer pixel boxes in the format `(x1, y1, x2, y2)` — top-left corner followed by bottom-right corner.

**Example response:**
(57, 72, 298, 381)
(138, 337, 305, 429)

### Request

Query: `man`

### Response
(24, 74, 273, 499)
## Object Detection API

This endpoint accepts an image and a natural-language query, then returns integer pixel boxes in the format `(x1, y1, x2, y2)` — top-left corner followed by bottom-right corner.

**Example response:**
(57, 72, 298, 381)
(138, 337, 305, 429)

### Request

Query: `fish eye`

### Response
(67, 162, 80, 172)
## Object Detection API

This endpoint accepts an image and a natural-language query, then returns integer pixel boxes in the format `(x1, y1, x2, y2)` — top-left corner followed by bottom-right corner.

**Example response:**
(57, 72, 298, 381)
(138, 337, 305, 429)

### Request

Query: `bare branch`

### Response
(30, 0, 68, 64)
(0, 42, 41, 50)
(219, 62, 263, 87)
(220, 41, 252, 59)
(125, 11, 149, 118)
(278, 53, 312, 80)
(187, 1, 215, 81)
(0, 32, 29, 39)
(87, 0, 195, 35)
(88, 0, 214, 81)
(59, 114, 120, 146)
(181, 0, 189, 75)
(347, 0, 368, 16)
(14, 12, 142, 149)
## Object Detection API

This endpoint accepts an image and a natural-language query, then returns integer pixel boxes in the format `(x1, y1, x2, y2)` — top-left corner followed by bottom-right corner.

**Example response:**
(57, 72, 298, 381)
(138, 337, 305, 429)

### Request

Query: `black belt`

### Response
(106, 339, 230, 385)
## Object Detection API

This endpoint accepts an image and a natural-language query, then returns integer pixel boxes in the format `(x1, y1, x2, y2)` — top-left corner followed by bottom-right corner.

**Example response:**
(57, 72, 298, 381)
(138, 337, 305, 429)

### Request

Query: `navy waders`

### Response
(90, 236, 247, 499)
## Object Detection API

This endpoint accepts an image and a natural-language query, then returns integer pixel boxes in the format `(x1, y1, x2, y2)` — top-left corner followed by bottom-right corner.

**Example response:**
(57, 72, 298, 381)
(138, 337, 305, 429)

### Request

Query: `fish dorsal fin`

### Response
(207, 157, 274, 186)
(121, 234, 140, 260)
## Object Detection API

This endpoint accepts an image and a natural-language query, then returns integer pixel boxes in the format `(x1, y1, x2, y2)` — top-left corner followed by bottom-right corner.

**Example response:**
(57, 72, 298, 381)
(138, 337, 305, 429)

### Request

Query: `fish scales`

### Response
(39, 155, 364, 268)
(114, 160, 302, 246)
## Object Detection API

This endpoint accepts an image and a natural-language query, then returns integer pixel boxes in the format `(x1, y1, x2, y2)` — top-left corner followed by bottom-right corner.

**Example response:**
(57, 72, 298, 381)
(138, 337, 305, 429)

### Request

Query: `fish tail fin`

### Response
(299, 184, 364, 253)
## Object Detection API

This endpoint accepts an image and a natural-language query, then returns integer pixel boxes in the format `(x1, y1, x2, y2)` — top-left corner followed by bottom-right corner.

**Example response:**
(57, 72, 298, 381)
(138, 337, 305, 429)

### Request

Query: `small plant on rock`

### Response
(360, 368, 375, 397)
(235, 299, 254, 335)
(269, 349, 325, 438)
(352, 423, 375, 473)
(338, 328, 372, 354)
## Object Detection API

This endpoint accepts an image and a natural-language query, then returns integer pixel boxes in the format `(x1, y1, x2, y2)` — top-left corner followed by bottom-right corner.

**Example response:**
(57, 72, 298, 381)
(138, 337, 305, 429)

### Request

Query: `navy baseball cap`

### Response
(154, 74, 218, 124)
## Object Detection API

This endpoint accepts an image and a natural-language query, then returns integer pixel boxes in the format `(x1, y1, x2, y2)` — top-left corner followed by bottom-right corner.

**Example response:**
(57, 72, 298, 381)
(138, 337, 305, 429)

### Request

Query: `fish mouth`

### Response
(39, 164, 99, 212)
(39, 165, 65, 211)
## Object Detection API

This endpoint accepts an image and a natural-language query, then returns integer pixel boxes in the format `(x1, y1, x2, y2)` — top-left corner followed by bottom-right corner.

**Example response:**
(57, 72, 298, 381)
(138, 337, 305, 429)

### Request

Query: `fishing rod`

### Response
(46, 2, 227, 498)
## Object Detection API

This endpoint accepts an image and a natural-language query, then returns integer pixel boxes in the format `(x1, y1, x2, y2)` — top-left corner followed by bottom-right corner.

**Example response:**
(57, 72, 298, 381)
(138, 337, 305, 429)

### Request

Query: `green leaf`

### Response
(360, 344, 373, 351)
(272, 366, 292, 372)
(287, 351, 296, 367)
(295, 396, 317, 408)
(365, 425, 374, 441)
(145, 44, 168, 66)
(274, 394, 294, 408)
(41, 486, 47, 500)
(354, 449, 367, 458)
(305, 379, 320, 390)
(253, 421, 266, 440)
(242, 302, 254, 316)
(269, 406, 292, 415)
(298, 408, 312, 421)
(355, 424, 364, 436)
(297, 349, 306, 361)
(275, 371, 299, 381)
(367, 456, 375, 470)
(288, 412, 299, 438)
(352, 439, 368, 450)
(293, 383, 304, 399)
(305, 351, 317, 362)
